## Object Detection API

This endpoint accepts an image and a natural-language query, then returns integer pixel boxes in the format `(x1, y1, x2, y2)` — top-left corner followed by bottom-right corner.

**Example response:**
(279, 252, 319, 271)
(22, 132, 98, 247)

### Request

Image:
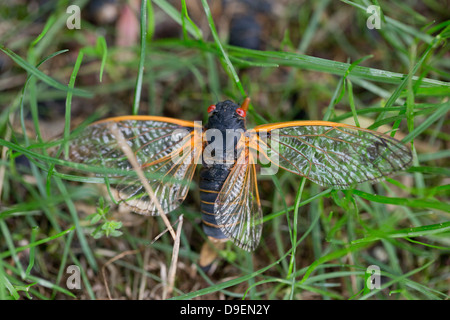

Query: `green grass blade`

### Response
(353, 189, 450, 211)
(132, 0, 148, 115)
(152, 0, 202, 39)
(402, 101, 450, 143)
(352, 222, 450, 244)
(0, 46, 92, 97)
(0, 226, 75, 259)
(200, 0, 246, 97)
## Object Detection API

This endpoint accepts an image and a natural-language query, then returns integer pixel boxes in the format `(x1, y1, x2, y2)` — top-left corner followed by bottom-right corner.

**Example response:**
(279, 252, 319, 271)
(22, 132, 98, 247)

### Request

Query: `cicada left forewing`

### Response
(66, 116, 203, 215)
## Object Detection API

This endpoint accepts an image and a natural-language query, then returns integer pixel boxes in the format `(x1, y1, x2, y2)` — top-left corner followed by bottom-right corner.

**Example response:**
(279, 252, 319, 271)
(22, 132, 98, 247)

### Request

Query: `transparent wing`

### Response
(253, 121, 412, 189)
(67, 116, 202, 215)
(214, 137, 263, 251)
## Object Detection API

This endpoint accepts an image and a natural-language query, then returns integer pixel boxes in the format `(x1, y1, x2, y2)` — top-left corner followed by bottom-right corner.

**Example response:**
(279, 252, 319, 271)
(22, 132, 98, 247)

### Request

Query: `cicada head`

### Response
(206, 100, 247, 131)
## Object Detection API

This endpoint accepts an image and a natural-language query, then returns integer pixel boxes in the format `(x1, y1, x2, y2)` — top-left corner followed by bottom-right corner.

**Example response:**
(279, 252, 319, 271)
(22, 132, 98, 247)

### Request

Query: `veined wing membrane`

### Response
(253, 121, 412, 189)
(214, 137, 263, 251)
(67, 116, 202, 215)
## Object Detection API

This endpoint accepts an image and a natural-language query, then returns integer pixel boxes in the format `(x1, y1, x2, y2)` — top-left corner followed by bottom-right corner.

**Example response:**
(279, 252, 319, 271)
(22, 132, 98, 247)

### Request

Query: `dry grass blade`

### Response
(151, 218, 182, 244)
(163, 214, 183, 299)
(102, 249, 140, 300)
(107, 123, 176, 240)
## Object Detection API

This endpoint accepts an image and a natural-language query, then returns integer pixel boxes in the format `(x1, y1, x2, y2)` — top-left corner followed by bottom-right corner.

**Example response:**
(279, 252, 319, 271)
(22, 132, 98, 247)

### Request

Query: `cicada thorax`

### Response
(199, 100, 247, 241)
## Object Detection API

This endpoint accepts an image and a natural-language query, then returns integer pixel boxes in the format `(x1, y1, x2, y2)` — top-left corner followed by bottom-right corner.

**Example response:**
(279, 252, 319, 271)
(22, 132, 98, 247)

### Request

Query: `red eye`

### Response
(236, 108, 246, 117)
(207, 105, 216, 113)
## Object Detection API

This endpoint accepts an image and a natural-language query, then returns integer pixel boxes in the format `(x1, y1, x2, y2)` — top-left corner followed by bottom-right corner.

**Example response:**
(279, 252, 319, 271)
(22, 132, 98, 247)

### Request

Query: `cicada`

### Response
(66, 98, 412, 252)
